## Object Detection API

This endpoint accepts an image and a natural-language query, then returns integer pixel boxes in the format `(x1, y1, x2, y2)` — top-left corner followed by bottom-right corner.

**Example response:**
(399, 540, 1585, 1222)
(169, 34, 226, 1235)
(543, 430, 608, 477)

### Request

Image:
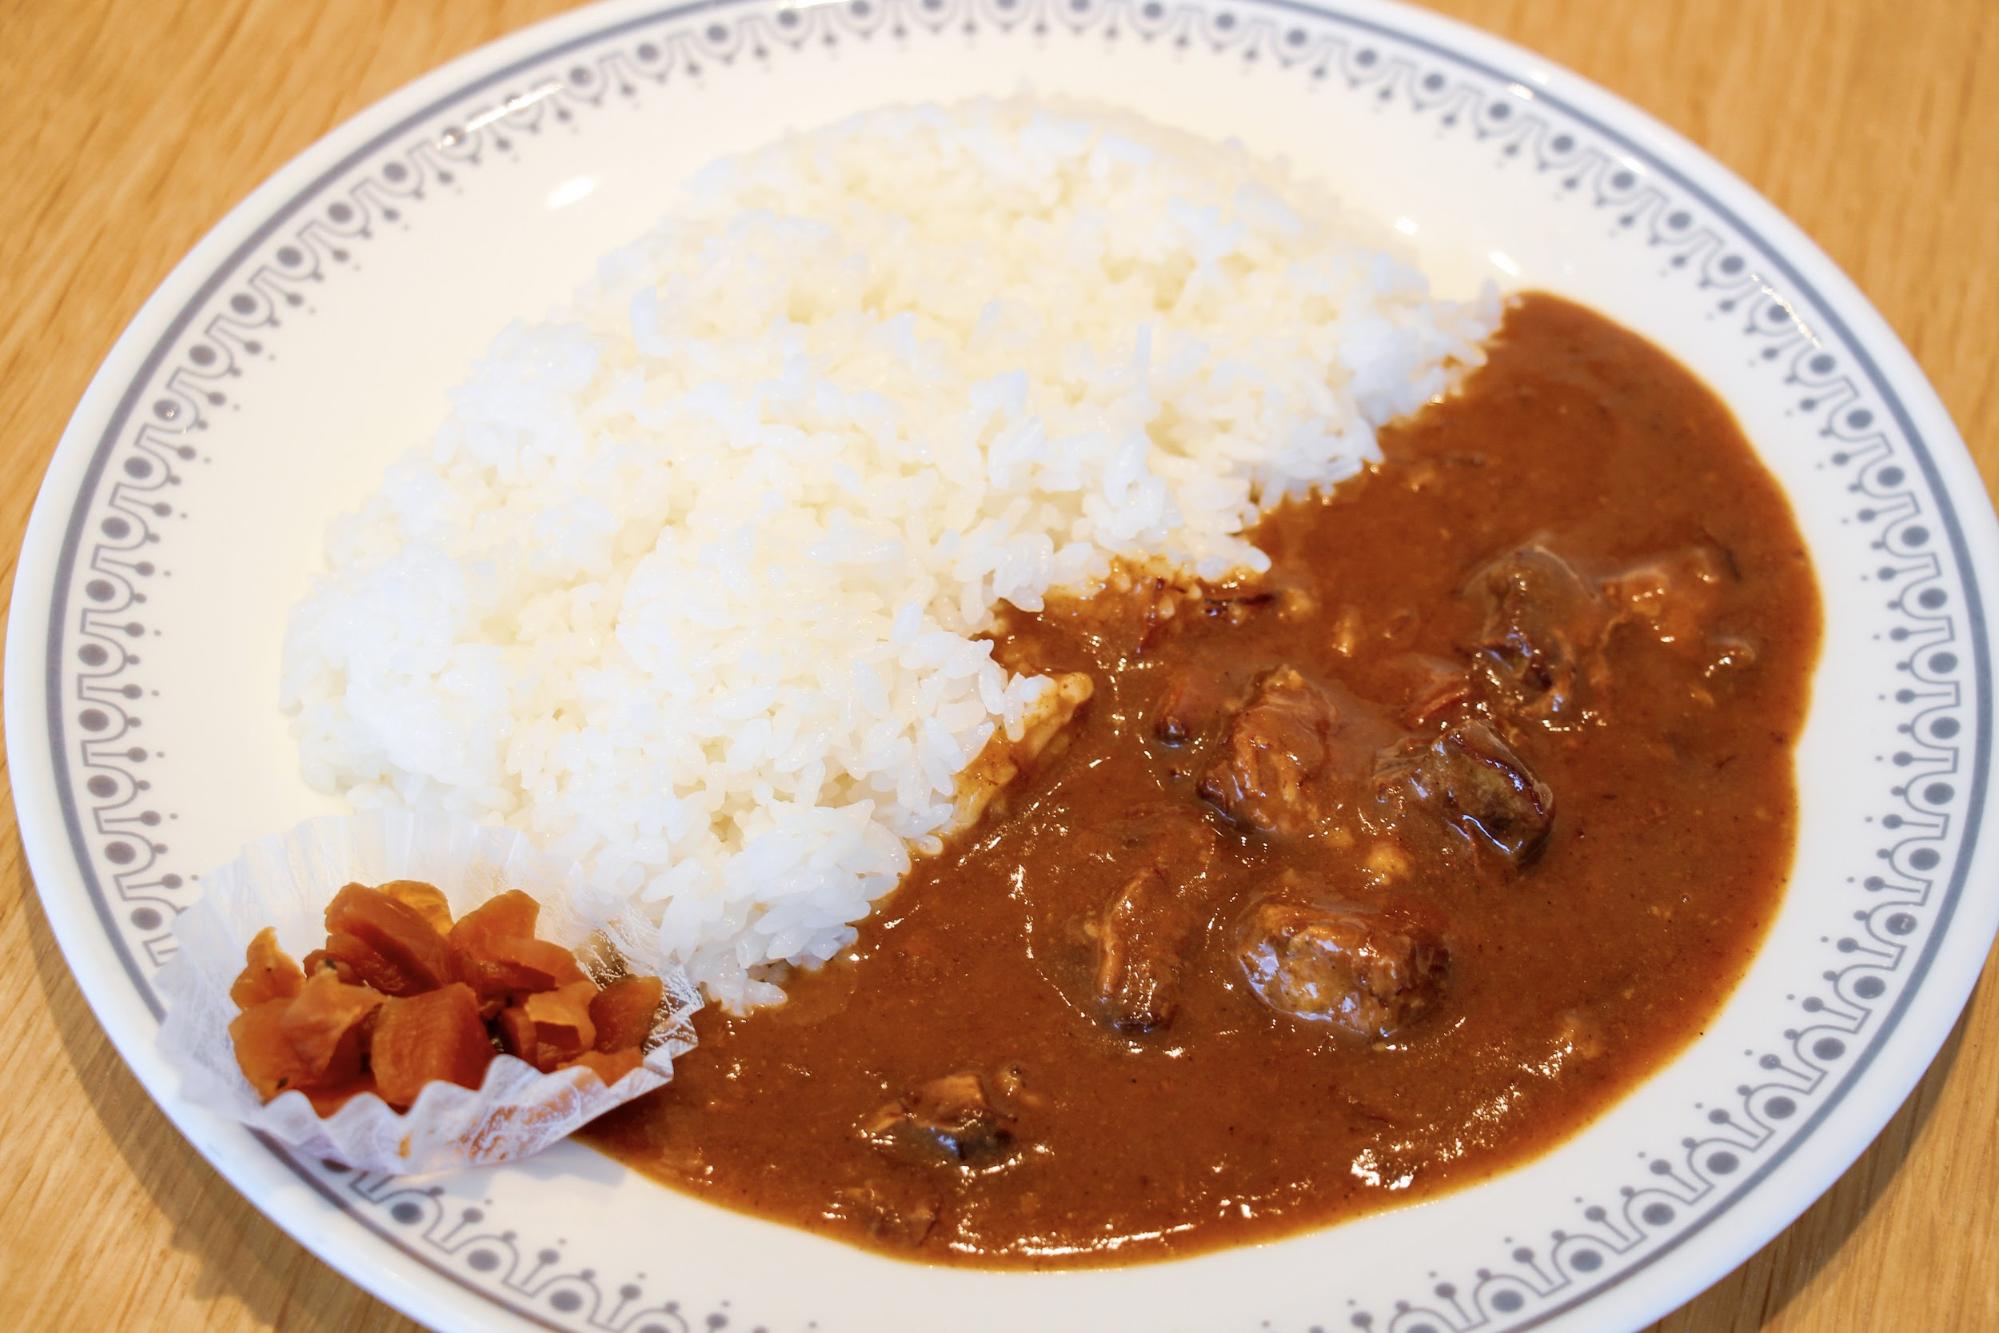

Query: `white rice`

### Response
(281, 99, 1498, 1009)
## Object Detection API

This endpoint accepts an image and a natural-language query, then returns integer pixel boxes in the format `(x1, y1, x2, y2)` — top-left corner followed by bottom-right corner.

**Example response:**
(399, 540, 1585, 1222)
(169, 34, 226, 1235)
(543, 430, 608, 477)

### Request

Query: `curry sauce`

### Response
(585, 294, 1821, 1265)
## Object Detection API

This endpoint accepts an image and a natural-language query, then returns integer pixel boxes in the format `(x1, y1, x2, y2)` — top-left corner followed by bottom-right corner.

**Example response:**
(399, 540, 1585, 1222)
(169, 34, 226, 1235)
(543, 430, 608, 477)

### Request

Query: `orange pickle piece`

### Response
(496, 1002, 540, 1066)
(279, 968, 386, 1087)
(378, 880, 453, 934)
(300, 947, 360, 985)
(454, 936, 589, 999)
(229, 927, 306, 1009)
(321, 929, 432, 996)
(589, 975, 664, 1053)
(324, 883, 451, 994)
(229, 998, 313, 1101)
(448, 891, 587, 997)
(450, 889, 539, 942)
(522, 981, 600, 1070)
(371, 983, 494, 1110)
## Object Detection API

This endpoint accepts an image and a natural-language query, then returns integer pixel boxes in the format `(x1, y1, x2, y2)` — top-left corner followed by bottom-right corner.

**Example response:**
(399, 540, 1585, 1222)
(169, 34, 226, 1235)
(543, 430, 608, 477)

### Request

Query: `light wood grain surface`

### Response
(2, 0, 1993, 1327)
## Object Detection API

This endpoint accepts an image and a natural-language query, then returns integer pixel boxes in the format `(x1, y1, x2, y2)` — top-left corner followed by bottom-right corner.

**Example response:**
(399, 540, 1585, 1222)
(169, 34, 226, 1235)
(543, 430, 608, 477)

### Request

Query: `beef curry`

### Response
(586, 294, 1821, 1265)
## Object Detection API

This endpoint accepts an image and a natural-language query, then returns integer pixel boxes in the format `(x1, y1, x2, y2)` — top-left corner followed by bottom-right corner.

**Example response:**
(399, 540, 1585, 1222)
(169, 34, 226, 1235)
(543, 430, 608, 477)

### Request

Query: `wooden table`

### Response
(2, 0, 1992, 1326)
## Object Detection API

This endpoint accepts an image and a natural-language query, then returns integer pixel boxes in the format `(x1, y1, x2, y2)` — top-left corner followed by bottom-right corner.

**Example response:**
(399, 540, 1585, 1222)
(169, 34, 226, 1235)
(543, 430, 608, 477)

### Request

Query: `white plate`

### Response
(8, 1, 1994, 1329)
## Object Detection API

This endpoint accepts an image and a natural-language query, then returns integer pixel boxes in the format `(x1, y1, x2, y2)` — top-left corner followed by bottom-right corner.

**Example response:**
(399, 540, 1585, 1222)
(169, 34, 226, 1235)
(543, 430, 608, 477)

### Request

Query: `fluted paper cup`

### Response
(155, 809, 700, 1174)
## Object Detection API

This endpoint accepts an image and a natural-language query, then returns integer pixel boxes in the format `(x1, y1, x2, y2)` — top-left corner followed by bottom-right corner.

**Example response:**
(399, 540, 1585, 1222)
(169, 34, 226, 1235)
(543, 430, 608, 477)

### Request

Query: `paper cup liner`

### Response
(155, 808, 701, 1174)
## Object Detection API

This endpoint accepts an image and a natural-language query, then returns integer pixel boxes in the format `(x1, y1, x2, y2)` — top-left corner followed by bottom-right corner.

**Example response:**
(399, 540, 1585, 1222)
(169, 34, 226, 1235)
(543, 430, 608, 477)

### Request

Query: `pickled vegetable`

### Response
(379, 880, 453, 934)
(325, 884, 449, 994)
(523, 981, 599, 1070)
(278, 968, 384, 1085)
(589, 976, 663, 1053)
(447, 890, 587, 997)
(371, 983, 494, 1109)
(229, 927, 305, 1008)
(224, 879, 662, 1121)
(228, 998, 312, 1101)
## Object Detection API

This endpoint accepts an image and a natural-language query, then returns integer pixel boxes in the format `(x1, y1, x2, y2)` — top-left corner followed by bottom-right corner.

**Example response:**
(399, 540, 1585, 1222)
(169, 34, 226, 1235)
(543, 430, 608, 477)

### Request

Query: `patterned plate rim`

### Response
(7, 0, 1994, 1329)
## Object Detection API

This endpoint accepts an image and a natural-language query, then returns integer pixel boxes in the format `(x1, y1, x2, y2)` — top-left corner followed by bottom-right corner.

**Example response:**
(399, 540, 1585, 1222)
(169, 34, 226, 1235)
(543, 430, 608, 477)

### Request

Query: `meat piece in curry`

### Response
(1232, 897, 1448, 1037)
(859, 1070, 1019, 1168)
(1198, 667, 1358, 837)
(1374, 716, 1555, 868)
(1470, 542, 1613, 729)
(1090, 812, 1216, 1033)
(586, 294, 1821, 1267)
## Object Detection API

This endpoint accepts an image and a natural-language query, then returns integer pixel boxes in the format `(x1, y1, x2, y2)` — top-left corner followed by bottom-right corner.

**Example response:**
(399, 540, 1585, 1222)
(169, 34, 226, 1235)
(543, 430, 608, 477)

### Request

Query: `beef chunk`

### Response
(1197, 667, 1345, 836)
(1376, 718, 1556, 868)
(1473, 541, 1734, 727)
(858, 1071, 1017, 1166)
(1234, 900, 1448, 1038)
(1470, 544, 1611, 729)
(1095, 865, 1191, 1033)
(1090, 815, 1218, 1033)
